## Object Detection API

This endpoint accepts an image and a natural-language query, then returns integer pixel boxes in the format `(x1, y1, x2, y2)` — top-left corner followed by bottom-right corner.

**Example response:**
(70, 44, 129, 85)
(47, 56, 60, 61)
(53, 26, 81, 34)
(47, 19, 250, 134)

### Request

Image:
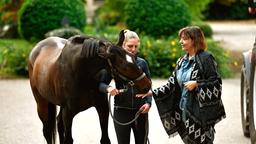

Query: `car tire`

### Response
(249, 52, 256, 143)
(241, 66, 250, 137)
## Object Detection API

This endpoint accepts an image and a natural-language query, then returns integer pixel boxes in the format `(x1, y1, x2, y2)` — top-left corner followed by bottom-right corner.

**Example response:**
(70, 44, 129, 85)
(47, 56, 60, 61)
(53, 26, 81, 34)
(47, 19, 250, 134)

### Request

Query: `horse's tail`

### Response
(45, 103, 57, 144)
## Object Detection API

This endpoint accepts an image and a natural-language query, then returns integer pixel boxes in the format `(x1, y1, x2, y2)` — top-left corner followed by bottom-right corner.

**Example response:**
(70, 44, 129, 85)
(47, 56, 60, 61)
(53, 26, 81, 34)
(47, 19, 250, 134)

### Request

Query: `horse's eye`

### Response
(126, 54, 133, 63)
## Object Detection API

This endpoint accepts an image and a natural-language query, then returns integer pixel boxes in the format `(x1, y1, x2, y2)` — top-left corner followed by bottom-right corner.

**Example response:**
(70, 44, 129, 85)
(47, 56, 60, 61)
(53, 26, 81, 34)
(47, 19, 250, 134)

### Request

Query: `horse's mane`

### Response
(67, 35, 109, 58)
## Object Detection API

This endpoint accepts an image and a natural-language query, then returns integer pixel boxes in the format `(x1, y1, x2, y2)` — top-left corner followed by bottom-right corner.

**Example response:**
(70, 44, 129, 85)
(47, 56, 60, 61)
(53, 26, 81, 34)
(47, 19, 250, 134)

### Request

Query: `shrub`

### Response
(206, 39, 233, 78)
(191, 21, 213, 38)
(125, 0, 191, 38)
(183, 0, 212, 21)
(95, 8, 121, 26)
(0, 39, 33, 77)
(84, 25, 121, 43)
(139, 36, 232, 78)
(45, 27, 83, 39)
(139, 36, 183, 78)
(0, 26, 233, 78)
(94, 0, 127, 27)
(84, 26, 232, 78)
(18, 0, 86, 41)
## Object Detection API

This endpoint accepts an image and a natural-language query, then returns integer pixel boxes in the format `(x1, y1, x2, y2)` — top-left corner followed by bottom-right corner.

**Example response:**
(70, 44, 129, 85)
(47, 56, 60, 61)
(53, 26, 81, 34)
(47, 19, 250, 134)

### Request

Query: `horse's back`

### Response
(28, 37, 67, 102)
(29, 37, 67, 66)
(29, 37, 67, 76)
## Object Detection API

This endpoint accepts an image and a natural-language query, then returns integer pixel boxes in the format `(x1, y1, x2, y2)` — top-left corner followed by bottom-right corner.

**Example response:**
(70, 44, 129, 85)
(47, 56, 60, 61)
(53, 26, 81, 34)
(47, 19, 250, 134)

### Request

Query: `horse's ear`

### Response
(116, 30, 125, 47)
(98, 41, 112, 58)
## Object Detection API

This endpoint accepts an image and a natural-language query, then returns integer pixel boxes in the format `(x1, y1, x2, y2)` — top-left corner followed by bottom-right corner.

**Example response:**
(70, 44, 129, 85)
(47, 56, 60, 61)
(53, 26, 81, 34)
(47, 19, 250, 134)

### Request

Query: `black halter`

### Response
(104, 45, 146, 87)
(106, 58, 146, 87)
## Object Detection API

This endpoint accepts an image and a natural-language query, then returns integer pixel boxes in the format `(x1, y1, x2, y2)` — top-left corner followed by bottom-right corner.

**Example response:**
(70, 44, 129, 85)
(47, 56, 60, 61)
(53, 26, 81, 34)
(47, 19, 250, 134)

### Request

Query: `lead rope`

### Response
(108, 90, 142, 126)
(145, 114, 150, 144)
(107, 89, 150, 144)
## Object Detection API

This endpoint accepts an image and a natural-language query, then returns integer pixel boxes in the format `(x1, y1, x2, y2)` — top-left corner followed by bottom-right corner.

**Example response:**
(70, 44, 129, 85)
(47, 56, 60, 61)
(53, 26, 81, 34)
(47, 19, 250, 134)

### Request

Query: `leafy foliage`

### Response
(45, 27, 83, 39)
(0, 26, 233, 78)
(18, 0, 86, 41)
(206, 39, 233, 78)
(139, 36, 183, 78)
(125, 0, 192, 38)
(94, 0, 127, 26)
(183, 0, 213, 21)
(0, 0, 23, 25)
(84, 26, 232, 78)
(191, 21, 213, 38)
(139, 36, 231, 78)
(0, 39, 33, 77)
(0, 0, 23, 38)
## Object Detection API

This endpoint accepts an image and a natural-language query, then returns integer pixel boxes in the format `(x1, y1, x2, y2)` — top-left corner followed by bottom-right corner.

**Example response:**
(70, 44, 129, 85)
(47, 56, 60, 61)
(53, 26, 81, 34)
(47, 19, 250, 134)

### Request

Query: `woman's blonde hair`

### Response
(117, 29, 140, 46)
(178, 26, 207, 53)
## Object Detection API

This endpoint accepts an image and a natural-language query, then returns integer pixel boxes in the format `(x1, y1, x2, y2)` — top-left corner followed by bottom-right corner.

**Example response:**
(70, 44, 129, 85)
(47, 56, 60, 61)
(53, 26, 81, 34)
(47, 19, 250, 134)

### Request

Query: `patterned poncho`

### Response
(152, 51, 226, 143)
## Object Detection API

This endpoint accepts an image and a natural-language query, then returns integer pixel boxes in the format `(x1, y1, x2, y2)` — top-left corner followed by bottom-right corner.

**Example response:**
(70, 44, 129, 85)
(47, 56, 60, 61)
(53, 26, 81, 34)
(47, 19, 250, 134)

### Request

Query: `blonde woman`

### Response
(99, 29, 152, 144)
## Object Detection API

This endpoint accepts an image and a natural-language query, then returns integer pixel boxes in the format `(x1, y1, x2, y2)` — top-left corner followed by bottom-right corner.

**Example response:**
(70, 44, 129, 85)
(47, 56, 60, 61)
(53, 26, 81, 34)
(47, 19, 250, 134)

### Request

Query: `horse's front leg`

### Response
(62, 107, 76, 144)
(95, 100, 111, 144)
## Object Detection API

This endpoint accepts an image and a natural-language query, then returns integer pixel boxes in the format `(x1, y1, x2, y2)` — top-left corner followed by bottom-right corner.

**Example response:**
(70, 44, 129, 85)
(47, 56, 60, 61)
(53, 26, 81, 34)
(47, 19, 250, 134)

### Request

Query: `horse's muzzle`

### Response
(136, 79, 152, 94)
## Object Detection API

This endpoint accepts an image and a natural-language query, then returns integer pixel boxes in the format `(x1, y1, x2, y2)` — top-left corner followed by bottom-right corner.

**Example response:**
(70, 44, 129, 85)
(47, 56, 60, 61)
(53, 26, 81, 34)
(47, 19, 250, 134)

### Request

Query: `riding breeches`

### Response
(113, 107, 149, 144)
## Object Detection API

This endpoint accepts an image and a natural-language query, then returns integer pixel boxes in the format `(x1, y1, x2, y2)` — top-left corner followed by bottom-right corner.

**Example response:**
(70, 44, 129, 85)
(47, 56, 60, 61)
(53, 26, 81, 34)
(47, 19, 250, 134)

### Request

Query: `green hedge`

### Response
(18, 0, 86, 41)
(191, 21, 213, 38)
(138, 36, 231, 78)
(0, 39, 33, 77)
(125, 0, 191, 38)
(94, 0, 127, 27)
(0, 27, 233, 78)
(138, 36, 183, 78)
(84, 26, 232, 78)
(206, 39, 233, 78)
(45, 27, 83, 39)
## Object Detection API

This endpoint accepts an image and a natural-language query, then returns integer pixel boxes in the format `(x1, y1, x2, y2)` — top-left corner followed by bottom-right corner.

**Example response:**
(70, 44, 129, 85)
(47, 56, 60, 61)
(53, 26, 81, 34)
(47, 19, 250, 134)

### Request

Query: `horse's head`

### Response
(98, 42, 152, 94)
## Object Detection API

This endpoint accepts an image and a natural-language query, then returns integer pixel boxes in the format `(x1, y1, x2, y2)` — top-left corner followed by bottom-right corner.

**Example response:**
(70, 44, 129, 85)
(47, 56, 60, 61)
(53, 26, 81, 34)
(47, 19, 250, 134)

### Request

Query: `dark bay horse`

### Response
(28, 35, 151, 144)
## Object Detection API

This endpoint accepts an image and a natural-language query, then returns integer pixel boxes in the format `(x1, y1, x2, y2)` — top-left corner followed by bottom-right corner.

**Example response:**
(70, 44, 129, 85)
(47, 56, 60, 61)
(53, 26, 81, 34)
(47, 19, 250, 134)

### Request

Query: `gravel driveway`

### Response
(208, 20, 256, 51)
(0, 78, 251, 144)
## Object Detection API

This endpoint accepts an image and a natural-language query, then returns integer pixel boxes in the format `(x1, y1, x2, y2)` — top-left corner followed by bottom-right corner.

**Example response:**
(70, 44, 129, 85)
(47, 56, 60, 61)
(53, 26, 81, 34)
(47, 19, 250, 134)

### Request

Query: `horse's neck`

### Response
(83, 57, 107, 73)
(56, 38, 109, 79)
(58, 49, 107, 75)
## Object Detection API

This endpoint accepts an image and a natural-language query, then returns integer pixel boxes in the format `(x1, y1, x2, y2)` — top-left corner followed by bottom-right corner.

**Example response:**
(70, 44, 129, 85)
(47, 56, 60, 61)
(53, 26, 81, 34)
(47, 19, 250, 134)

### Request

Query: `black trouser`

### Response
(113, 107, 149, 144)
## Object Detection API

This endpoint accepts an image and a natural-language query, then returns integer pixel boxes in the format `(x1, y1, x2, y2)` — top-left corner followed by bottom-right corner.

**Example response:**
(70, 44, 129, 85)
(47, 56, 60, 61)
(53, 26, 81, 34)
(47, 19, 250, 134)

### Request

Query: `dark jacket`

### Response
(99, 57, 152, 109)
(152, 51, 226, 137)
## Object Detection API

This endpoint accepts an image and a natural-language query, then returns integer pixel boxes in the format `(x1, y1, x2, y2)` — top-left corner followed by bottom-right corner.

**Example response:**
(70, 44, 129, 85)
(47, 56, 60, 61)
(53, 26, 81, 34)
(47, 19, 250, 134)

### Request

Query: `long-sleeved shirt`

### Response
(99, 57, 152, 109)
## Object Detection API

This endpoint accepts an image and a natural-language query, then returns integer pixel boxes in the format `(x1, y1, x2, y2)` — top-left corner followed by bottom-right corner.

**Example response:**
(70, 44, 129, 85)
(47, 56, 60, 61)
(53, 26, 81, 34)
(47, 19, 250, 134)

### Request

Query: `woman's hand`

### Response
(107, 86, 119, 96)
(139, 103, 151, 113)
(184, 81, 198, 91)
(136, 90, 153, 98)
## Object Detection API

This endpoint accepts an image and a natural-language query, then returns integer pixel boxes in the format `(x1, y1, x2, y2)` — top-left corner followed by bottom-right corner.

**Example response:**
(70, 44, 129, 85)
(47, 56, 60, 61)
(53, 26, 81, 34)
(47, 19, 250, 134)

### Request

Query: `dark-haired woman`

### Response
(137, 26, 226, 144)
